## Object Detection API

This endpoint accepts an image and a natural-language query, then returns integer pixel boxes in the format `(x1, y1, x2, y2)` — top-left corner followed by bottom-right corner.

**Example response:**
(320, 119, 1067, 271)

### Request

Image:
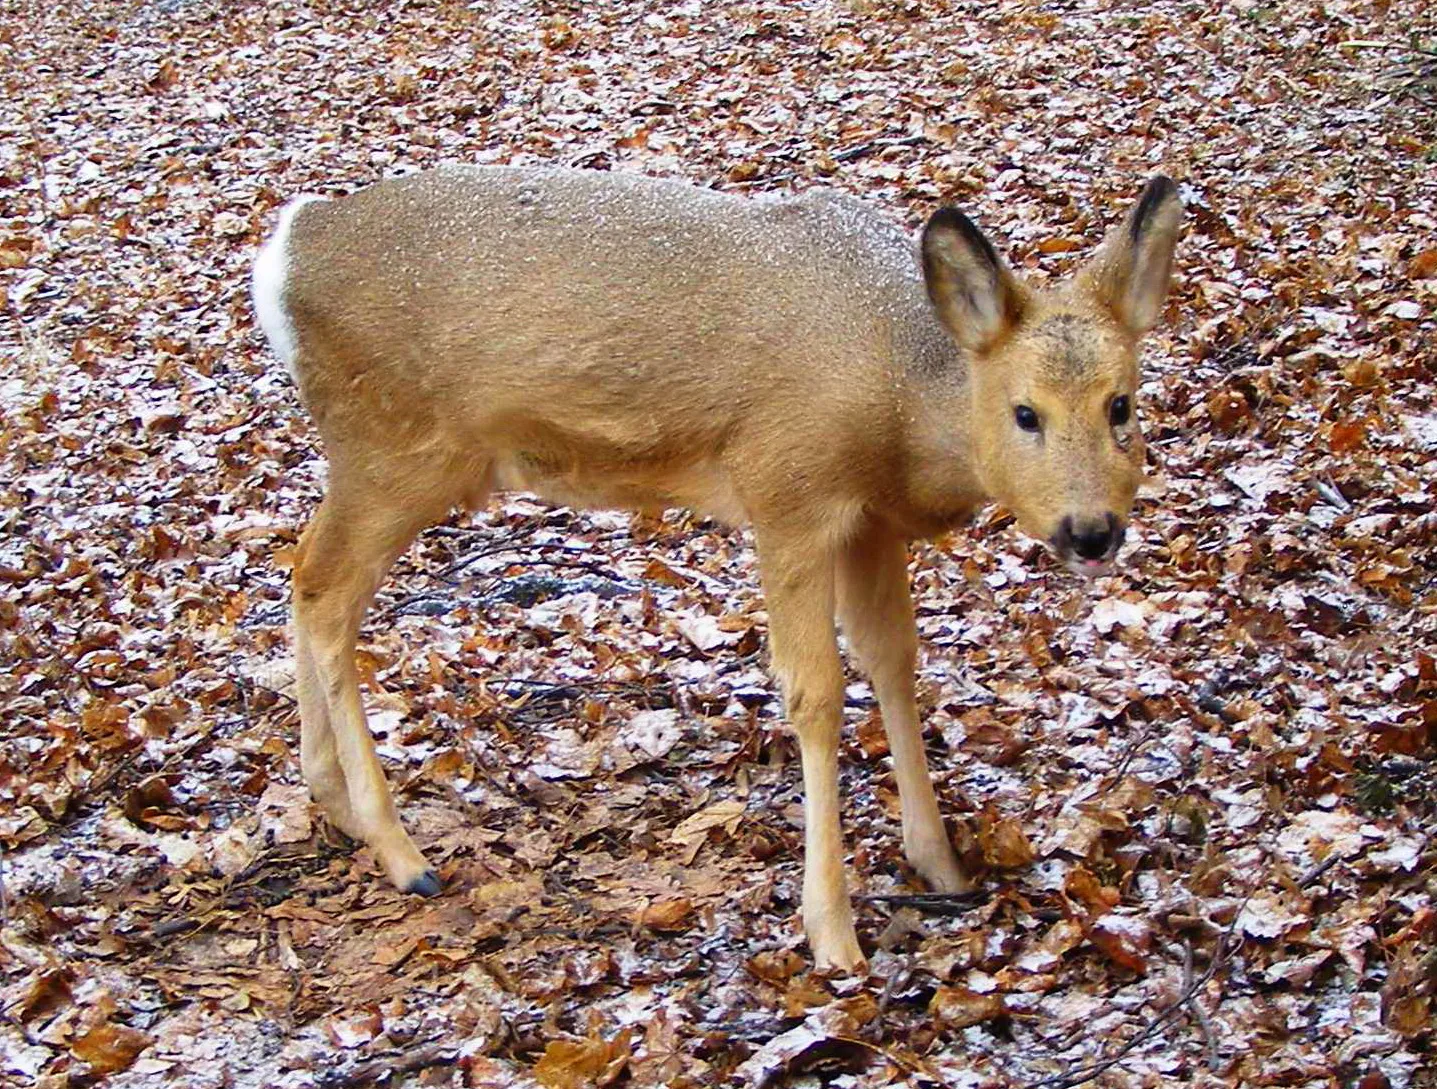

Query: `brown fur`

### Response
(254, 166, 1181, 971)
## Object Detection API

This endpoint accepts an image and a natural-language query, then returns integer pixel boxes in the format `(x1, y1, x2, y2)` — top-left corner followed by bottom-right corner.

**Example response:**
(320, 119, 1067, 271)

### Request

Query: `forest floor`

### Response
(2, 0, 1435, 1086)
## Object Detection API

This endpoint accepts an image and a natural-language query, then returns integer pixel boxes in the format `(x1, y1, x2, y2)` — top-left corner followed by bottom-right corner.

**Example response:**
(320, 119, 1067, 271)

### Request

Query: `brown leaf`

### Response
(1342, 359, 1381, 388)
(781, 976, 834, 1017)
(538, 18, 579, 51)
(977, 811, 1035, 870)
(616, 126, 651, 150)
(1384, 993, 1431, 1039)
(1381, 945, 1434, 1038)
(1330, 419, 1365, 453)
(17, 969, 73, 1022)
(147, 57, 180, 91)
(1409, 249, 1437, 279)
(641, 556, 687, 587)
(1064, 866, 1121, 914)
(373, 935, 424, 969)
(534, 1029, 632, 1089)
(71, 1022, 153, 1075)
(748, 948, 806, 985)
(929, 985, 1008, 1028)
(638, 898, 694, 932)
(1087, 914, 1152, 974)
(123, 776, 177, 827)
(854, 708, 889, 758)
(630, 1010, 686, 1086)
(1206, 387, 1251, 433)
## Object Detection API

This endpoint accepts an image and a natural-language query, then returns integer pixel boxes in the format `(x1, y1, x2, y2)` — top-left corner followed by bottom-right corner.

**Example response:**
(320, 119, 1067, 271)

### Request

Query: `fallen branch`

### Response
(319, 1040, 458, 1088)
(859, 891, 985, 917)
(1179, 938, 1221, 1071)
(1338, 39, 1437, 56)
(831, 134, 927, 163)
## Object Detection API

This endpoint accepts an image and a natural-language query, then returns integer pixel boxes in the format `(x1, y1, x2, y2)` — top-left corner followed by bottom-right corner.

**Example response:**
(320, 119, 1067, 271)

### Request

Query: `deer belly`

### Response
(491, 451, 748, 525)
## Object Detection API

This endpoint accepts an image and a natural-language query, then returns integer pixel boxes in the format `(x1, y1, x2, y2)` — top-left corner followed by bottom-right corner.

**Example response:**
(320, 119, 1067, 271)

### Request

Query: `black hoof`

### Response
(406, 869, 442, 897)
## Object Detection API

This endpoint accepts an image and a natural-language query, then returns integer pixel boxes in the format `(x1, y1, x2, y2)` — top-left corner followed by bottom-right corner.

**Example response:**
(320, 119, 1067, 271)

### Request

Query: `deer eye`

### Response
(1014, 405, 1041, 433)
(1109, 396, 1131, 427)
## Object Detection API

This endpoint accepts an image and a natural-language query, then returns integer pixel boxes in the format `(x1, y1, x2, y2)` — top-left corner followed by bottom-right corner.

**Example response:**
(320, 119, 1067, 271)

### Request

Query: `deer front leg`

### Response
(756, 528, 864, 972)
(837, 526, 970, 894)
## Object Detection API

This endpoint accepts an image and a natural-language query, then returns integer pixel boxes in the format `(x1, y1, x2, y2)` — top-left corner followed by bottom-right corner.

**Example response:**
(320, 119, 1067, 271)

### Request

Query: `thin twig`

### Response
(859, 891, 985, 917)
(1296, 849, 1350, 888)
(832, 134, 927, 162)
(1339, 39, 1437, 55)
(439, 541, 608, 580)
(1179, 938, 1221, 1070)
(1100, 722, 1157, 793)
(319, 1040, 458, 1089)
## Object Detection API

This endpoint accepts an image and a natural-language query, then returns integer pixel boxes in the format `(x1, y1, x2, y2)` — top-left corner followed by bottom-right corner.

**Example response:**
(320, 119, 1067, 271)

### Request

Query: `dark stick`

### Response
(319, 1041, 458, 1088)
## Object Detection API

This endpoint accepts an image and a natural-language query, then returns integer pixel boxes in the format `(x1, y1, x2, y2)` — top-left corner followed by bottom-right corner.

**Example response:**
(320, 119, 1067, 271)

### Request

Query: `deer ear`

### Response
(922, 208, 1026, 354)
(1085, 176, 1182, 336)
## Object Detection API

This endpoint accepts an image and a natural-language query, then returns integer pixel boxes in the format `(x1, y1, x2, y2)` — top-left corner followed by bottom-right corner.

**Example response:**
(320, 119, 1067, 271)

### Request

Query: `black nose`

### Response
(1059, 514, 1122, 561)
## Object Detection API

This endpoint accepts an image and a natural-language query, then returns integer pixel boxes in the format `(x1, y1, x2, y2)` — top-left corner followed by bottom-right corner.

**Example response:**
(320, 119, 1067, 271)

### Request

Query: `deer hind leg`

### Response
(755, 525, 864, 972)
(836, 526, 970, 894)
(293, 476, 461, 895)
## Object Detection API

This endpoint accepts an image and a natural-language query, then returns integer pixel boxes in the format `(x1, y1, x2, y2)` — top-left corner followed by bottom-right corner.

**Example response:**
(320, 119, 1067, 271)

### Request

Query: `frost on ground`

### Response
(1, 1, 1434, 1087)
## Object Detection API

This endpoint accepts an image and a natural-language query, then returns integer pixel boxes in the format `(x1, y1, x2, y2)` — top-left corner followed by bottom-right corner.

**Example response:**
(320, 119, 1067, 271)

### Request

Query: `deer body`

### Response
(254, 165, 1180, 971)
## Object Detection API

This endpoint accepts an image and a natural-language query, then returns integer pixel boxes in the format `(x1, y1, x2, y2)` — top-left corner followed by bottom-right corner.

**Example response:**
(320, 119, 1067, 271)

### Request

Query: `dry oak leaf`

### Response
(1238, 889, 1308, 940)
(668, 799, 745, 863)
(15, 969, 73, 1022)
(630, 1009, 688, 1088)
(1086, 913, 1153, 974)
(977, 813, 1036, 870)
(1014, 918, 1086, 973)
(638, 897, 694, 932)
(1065, 865, 1121, 914)
(1409, 249, 1437, 279)
(71, 1022, 153, 1075)
(855, 708, 890, 758)
(533, 1028, 632, 1089)
(748, 948, 806, 985)
(929, 985, 1009, 1029)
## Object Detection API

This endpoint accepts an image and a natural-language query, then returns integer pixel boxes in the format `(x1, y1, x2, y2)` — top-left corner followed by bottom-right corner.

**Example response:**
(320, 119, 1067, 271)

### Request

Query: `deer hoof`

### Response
(406, 869, 442, 897)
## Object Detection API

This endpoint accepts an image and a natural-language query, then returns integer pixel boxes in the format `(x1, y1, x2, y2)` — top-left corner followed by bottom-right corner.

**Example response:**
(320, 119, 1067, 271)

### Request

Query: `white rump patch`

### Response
(251, 194, 328, 379)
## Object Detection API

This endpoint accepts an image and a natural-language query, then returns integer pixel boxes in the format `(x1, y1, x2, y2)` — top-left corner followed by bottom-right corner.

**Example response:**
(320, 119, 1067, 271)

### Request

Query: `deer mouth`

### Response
(1062, 553, 1118, 578)
(1050, 514, 1125, 576)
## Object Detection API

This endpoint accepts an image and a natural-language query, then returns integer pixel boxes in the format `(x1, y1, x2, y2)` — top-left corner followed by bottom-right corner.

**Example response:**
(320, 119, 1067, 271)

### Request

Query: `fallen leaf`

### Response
(929, 985, 1009, 1028)
(71, 1022, 152, 1075)
(533, 1029, 632, 1089)
(638, 898, 694, 932)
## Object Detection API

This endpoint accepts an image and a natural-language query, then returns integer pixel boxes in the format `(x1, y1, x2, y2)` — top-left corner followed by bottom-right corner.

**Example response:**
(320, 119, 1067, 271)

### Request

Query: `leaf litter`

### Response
(1, 0, 1435, 1086)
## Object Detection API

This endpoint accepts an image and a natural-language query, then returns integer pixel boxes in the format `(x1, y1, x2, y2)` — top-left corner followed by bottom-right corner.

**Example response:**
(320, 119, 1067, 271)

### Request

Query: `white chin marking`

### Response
(1065, 557, 1115, 578)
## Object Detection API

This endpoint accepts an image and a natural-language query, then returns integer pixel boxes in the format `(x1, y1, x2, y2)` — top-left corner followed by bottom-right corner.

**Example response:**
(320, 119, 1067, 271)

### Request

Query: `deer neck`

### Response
(883, 358, 988, 539)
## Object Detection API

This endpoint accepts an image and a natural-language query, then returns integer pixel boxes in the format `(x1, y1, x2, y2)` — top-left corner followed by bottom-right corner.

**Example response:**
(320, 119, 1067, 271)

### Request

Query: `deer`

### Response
(251, 164, 1181, 972)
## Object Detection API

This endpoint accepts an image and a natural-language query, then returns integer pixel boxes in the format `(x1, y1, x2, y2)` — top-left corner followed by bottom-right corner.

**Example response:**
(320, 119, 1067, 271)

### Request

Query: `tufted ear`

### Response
(1083, 176, 1183, 336)
(921, 207, 1027, 355)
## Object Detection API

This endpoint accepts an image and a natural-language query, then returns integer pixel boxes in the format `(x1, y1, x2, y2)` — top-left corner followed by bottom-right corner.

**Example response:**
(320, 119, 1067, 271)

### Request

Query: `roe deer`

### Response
(252, 165, 1181, 971)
